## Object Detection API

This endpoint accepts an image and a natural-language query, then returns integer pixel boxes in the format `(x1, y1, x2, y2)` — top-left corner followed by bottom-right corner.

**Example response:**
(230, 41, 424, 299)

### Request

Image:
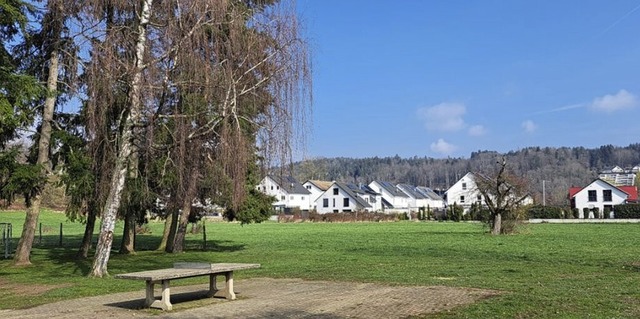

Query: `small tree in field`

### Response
(474, 157, 531, 235)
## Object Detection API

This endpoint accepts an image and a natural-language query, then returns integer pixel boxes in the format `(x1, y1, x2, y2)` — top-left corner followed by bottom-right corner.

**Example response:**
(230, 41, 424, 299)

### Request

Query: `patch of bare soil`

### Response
(0, 278, 501, 319)
(0, 278, 72, 296)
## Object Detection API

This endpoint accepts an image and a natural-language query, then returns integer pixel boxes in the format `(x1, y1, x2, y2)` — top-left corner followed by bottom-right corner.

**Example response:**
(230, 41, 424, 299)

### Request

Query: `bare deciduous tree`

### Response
(475, 157, 531, 235)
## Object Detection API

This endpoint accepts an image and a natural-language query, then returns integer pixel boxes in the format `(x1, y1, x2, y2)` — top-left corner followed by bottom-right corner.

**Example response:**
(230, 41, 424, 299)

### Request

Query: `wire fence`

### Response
(1, 223, 12, 259)
(1, 221, 212, 255)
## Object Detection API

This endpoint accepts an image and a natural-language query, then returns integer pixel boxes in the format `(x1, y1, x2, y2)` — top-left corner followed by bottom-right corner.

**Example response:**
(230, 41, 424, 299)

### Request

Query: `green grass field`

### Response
(1, 210, 639, 318)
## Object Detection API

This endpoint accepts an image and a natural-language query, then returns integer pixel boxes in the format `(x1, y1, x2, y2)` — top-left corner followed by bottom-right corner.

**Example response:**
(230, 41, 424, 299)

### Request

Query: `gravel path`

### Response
(0, 278, 500, 319)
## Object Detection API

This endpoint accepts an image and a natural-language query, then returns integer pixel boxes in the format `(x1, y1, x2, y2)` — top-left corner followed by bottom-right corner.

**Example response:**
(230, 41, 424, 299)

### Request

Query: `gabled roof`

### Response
(305, 180, 333, 191)
(381, 197, 393, 208)
(334, 182, 372, 208)
(268, 175, 310, 195)
(444, 172, 476, 194)
(568, 187, 582, 199)
(374, 181, 409, 198)
(415, 186, 445, 201)
(619, 186, 638, 201)
(397, 184, 428, 199)
(569, 178, 629, 199)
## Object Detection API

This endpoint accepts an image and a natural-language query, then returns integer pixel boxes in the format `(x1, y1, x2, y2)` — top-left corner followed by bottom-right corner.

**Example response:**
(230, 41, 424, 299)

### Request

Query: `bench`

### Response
(115, 262, 260, 310)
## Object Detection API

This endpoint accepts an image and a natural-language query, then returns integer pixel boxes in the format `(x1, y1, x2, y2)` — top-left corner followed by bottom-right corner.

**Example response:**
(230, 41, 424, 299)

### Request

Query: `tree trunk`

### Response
(171, 169, 199, 253)
(165, 207, 179, 253)
(157, 211, 173, 251)
(90, 0, 152, 277)
(119, 211, 136, 254)
(13, 46, 59, 266)
(77, 207, 96, 259)
(491, 213, 502, 235)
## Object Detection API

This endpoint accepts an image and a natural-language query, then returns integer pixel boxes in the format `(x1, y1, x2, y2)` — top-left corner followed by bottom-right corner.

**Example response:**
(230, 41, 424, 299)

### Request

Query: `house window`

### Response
(603, 190, 612, 202)
(290, 196, 294, 200)
(462, 183, 467, 190)
(343, 198, 349, 207)
(306, 185, 311, 190)
(323, 199, 328, 207)
(460, 195, 465, 203)
(333, 198, 336, 207)
(301, 196, 305, 200)
(276, 186, 280, 190)
(281, 195, 285, 200)
(588, 190, 597, 202)
(333, 188, 339, 195)
(477, 195, 482, 202)
(271, 186, 273, 190)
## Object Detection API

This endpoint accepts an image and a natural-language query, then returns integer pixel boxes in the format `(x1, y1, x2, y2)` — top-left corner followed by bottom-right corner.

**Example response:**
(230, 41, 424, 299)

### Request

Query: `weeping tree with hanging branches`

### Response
(74, 0, 311, 276)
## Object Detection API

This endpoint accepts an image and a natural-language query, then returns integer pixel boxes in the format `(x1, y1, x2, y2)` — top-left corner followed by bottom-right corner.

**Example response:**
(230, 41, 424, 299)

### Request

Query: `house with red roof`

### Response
(569, 179, 638, 218)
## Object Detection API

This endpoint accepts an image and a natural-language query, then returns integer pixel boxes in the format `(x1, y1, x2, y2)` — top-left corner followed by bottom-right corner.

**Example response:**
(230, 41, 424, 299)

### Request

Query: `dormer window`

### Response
(462, 183, 467, 190)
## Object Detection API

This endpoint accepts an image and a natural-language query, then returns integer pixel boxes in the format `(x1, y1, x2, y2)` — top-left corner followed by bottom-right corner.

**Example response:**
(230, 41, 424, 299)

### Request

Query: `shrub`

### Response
(613, 204, 640, 219)
(527, 205, 565, 219)
(582, 207, 589, 219)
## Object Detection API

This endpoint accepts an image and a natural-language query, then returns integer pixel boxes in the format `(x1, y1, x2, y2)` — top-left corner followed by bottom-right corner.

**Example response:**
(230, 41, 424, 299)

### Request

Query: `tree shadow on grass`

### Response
(38, 235, 246, 276)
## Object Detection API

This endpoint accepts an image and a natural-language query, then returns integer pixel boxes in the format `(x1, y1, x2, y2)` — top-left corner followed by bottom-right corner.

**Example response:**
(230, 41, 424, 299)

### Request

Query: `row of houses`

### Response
(256, 175, 446, 214)
(258, 169, 640, 217)
(257, 172, 530, 215)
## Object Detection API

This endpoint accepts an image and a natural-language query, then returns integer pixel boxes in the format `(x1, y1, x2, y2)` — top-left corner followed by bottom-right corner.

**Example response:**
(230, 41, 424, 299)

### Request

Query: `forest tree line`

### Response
(292, 144, 640, 207)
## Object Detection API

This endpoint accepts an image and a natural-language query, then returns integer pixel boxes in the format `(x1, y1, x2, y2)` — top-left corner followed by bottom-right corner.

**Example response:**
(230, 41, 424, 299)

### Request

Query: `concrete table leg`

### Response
(209, 271, 235, 300)
(145, 280, 172, 310)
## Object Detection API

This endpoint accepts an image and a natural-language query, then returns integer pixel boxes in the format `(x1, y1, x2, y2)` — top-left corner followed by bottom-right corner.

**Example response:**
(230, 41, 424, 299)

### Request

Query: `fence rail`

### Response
(1, 223, 12, 259)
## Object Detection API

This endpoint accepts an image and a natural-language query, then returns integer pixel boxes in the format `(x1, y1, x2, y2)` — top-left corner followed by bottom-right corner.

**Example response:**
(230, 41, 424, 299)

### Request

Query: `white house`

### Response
(599, 165, 637, 186)
(345, 183, 384, 212)
(445, 172, 533, 213)
(414, 186, 446, 210)
(444, 172, 483, 212)
(256, 175, 311, 212)
(315, 182, 372, 214)
(302, 180, 333, 210)
(368, 181, 410, 213)
(569, 179, 636, 218)
(397, 184, 430, 212)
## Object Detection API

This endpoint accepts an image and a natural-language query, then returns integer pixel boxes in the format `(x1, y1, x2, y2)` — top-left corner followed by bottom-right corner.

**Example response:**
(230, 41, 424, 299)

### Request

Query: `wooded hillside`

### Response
(290, 144, 640, 206)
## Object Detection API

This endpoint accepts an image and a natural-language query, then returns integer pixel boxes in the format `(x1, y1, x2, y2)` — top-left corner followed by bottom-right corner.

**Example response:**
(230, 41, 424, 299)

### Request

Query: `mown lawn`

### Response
(1, 210, 640, 318)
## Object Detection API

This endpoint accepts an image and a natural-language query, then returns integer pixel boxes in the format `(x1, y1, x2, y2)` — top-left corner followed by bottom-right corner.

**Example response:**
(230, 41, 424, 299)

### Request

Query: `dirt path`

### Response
(0, 278, 500, 319)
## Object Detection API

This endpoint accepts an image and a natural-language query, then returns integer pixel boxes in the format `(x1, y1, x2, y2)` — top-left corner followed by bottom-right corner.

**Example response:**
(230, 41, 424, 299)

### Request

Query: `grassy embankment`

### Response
(1, 210, 639, 318)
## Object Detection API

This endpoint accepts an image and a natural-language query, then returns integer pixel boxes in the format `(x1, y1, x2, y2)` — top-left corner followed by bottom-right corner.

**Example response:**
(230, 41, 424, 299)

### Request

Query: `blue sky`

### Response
(296, 0, 640, 159)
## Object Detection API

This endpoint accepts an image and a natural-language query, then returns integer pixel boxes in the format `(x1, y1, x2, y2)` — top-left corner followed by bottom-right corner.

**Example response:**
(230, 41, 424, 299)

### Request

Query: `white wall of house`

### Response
(573, 179, 628, 216)
(359, 192, 383, 212)
(445, 173, 483, 212)
(315, 184, 369, 214)
(368, 181, 409, 213)
(257, 176, 311, 211)
(302, 181, 327, 210)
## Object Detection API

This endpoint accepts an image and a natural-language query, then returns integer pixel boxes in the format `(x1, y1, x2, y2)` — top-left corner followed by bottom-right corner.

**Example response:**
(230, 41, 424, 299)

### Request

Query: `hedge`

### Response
(527, 205, 566, 219)
(613, 204, 640, 219)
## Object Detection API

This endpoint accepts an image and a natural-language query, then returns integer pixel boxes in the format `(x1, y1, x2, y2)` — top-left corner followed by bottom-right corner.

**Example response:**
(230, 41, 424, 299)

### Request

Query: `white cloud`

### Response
(430, 138, 457, 155)
(590, 89, 637, 113)
(468, 125, 486, 136)
(522, 120, 537, 133)
(417, 102, 466, 132)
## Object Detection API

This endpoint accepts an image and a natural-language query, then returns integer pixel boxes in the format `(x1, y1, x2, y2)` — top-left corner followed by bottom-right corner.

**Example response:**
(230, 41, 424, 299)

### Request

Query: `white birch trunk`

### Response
(90, 0, 152, 277)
